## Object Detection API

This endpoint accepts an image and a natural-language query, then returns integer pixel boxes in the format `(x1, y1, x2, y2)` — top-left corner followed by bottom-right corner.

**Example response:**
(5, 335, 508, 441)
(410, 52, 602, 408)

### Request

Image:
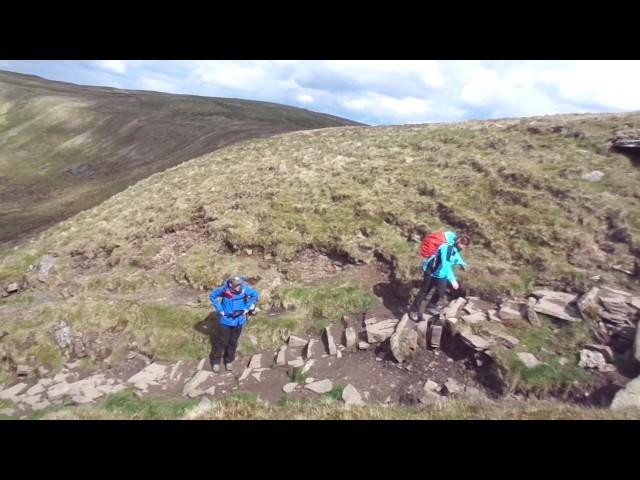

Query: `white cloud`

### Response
(5, 60, 640, 125)
(343, 92, 431, 120)
(297, 93, 314, 104)
(95, 60, 127, 74)
(190, 61, 268, 91)
(139, 76, 177, 93)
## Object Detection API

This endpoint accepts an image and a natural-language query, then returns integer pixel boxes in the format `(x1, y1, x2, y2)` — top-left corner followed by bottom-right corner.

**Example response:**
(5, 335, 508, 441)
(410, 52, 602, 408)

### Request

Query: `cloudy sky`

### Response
(1, 60, 639, 125)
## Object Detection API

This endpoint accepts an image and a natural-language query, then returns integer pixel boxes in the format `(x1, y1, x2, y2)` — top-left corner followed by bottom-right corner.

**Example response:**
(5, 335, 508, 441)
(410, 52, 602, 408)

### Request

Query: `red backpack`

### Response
(420, 231, 447, 258)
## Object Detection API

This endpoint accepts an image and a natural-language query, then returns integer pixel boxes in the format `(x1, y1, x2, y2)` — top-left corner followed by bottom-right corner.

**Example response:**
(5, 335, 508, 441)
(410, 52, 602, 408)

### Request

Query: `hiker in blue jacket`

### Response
(409, 234, 470, 321)
(209, 276, 260, 373)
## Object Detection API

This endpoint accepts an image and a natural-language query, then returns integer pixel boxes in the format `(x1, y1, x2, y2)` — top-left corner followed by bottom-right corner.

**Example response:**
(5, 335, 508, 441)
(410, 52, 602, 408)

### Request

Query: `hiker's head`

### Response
(456, 234, 471, 250)
(228, 276, 243, 292)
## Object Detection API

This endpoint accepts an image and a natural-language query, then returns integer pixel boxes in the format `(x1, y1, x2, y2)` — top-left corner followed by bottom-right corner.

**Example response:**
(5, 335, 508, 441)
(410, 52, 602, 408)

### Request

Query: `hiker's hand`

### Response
(231, 310, 245, 318)
(452, 281, 460, 290)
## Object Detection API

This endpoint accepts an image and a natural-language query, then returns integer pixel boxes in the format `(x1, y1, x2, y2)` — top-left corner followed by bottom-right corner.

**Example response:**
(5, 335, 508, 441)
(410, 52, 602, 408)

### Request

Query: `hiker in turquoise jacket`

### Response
(409, 234, 470, 321)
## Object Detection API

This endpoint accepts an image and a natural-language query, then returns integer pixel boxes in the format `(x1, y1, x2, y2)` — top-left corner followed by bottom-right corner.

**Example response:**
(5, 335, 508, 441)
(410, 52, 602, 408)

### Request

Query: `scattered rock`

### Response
(416, 320, 429, 349)
(238, 368, 253, 382)
(358, 341, 370, 350)
(0, 383, 28, 401)
(487, 310, 502, 322)
(577, 287, 600, 319)
(26, 383, 45, 396)
(197, 358, 206, 371)
(305, 377, 315, 384)
(344, 327, 357, 350)
(336, 350, 343, 359)
(53, 321, 72, 349)
(288, 335, 307, 348)
(301, 360, 315, 375)
(584, 344, 614, 363)
(424, 380, 440, 393)
(16, 365, 31, 377)
(248, 354, 262, 369)
(610, 376, 640, 411)
(323, 326, 337, 355)
(247, 334, 258, 345)
(127, 363, 168, 391)
(305, 379, 333, 394)
(20, 395, 51, 411)
(499, 301, 526, 322)
(304, 339, 317, 359)
(459, 331, 490, 351)
(37, 255, 56, 283)
(96, 384, 127, 395)
(288, 357, 304, 368)
(444, 298, 466, 318)
(635, 324, 640, 362)
(517, 352, 541, 369)
(390, 314, 418, 363)
(462, 312, 487, 324)
(282, 382, 298, 393)
(168, 361, 186, 385)
(430, 324, 443, 349)
(342, 384, 364, 407)
(559, 357, 568, 366)
(251, 372, 262, 382)
(6, 283, 18, 294)
(531, 289, 579, 303)
(493, 332, 520, 349)
(533, 294, 582, 322)
(579, 349, 615, 372)
(582, 170, 605, 182)
(0, 408, 15, 416)
(444, 378, 463, 395)
(365, 318, 399, 343)
(199, 397, 212, 409)
(46, 383, 70, 401)
(526, 297, 542, 327)
(182, 370, 216, 398)
(276, 346, 287, 366)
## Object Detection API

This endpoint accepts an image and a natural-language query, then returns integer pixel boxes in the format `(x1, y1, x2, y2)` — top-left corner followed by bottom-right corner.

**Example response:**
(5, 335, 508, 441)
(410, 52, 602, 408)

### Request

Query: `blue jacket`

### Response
(422, 242, 466, 285)
(209, 278, 260, 327)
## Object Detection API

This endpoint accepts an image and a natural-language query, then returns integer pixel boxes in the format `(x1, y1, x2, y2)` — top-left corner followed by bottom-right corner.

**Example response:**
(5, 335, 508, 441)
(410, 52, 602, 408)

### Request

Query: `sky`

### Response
(1, 60, 639, 126)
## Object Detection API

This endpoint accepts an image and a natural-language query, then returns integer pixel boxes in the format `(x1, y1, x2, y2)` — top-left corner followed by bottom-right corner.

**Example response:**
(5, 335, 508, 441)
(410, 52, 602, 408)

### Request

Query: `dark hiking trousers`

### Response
(211, 324, 243, 365)
(411, 272, 448, 314)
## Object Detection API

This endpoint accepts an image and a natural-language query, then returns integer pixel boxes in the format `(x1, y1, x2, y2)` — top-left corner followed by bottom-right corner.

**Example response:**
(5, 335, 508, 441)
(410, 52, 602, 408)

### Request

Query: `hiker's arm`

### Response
(244, 286, 260, 311)
(209, 288, 225, 315)
(453, 251, 467, 270)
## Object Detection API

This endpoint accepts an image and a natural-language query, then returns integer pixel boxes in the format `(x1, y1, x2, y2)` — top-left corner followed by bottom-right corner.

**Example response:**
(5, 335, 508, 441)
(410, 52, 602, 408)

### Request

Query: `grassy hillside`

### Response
(0, 70, 360, 245)
(1, 111, 639, 397)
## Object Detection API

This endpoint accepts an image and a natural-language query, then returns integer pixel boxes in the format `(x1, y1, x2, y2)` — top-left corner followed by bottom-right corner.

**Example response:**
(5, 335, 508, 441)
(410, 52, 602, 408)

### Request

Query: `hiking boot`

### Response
(225, 363, 233, 372)
(212, 364, 220, 373)
(426, 305, 441, 315)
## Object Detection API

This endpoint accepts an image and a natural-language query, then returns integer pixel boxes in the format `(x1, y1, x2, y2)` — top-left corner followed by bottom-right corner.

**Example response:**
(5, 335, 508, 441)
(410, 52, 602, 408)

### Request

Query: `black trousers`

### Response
(411, 272, 448, 313)
(211, 324, 243, 365)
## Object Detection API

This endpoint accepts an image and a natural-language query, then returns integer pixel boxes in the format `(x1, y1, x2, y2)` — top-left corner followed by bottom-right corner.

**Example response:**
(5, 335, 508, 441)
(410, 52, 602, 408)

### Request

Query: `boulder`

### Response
(323, 327, 337, 355)
(305, 379, 333, 394)
(288, 335, 308, 348)
(342, 384, 364, 407)
(390, 314, 418, 363)
(517, 352, 541, 369)
(610, 376, 640, 411)
(37, 255, 56, 283)
(365, 318, 399, 343)
(499, 301, 526, 322)
(344, 327, 357, 350)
